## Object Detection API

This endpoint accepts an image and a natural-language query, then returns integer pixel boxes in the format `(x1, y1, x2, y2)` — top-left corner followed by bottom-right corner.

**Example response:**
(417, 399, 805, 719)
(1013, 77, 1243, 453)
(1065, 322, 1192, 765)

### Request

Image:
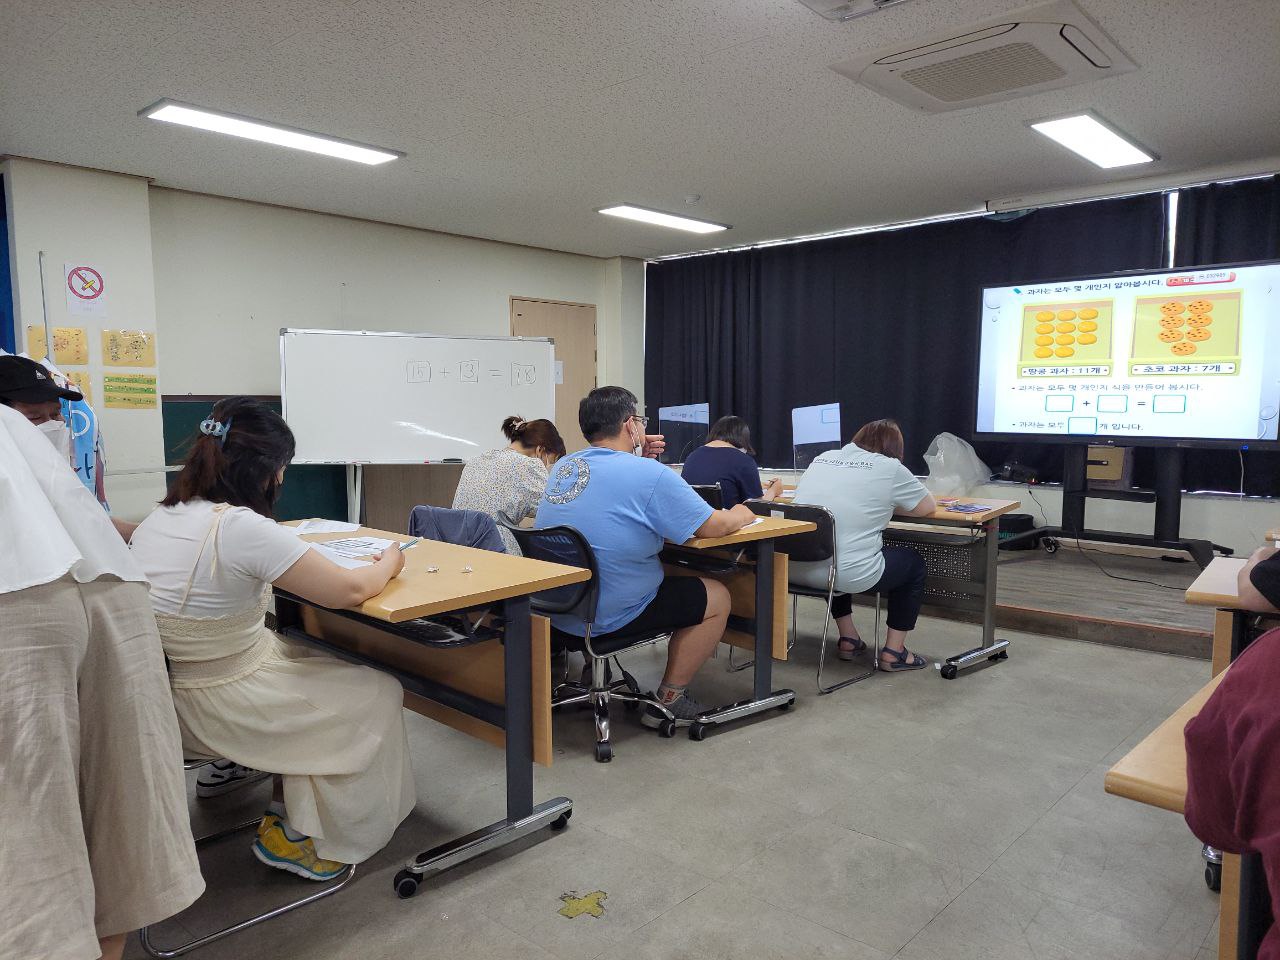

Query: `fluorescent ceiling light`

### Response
(139, 99, 403, 165)
(598, 204, 729, 234)
(1029, 112, 1155, 170)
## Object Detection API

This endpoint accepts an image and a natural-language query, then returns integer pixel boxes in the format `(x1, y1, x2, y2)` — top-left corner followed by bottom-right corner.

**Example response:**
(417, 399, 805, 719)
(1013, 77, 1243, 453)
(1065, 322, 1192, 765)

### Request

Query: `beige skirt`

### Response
(159, 609, 416, 865)
(0, 576, 204, 960)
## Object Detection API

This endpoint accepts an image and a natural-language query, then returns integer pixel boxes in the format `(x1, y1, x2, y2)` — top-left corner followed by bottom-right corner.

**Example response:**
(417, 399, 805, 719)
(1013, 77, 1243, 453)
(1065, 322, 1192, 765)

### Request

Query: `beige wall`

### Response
(4, 158, 166, 518)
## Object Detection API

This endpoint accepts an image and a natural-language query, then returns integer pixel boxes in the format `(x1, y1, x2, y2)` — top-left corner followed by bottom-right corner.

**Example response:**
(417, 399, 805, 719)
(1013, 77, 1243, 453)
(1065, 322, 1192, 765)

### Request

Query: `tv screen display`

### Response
(974, 261, 1280, 447)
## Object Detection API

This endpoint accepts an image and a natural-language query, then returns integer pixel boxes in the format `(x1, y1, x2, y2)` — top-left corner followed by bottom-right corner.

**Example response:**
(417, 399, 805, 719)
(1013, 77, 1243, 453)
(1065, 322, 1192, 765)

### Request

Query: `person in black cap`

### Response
(0, 354, 83, 459)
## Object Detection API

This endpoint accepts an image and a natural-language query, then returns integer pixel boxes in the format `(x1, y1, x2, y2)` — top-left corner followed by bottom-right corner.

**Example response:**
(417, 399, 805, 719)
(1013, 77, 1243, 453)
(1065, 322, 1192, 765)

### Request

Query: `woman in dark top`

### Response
(680, 416, 783, 508)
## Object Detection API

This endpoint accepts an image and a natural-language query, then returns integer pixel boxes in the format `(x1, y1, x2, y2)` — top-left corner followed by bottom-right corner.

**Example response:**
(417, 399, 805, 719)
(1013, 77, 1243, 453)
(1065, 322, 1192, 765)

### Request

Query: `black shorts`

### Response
(611, 575, 708, 639)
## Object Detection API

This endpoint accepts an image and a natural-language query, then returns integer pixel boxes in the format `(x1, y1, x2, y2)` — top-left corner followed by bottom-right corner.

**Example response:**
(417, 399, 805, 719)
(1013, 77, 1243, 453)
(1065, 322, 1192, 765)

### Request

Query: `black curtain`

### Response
(1148, 175, 1280, 495)
(646, 194, 1166, 473)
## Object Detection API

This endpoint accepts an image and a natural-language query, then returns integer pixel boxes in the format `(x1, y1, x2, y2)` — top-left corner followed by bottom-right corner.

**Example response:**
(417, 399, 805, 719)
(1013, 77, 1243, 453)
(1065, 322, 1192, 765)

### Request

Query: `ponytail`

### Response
(501, 415, 526, 442)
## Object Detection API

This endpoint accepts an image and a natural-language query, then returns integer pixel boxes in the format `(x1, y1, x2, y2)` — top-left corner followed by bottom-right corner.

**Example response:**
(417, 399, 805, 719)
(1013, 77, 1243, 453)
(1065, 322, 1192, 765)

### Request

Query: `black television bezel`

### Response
(969, 257, 1280, 451)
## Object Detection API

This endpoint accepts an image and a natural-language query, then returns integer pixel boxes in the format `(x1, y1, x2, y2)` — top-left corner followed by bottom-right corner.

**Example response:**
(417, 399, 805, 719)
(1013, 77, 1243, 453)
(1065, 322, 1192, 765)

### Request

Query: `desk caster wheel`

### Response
(550, 810, 573, 831)
(1205, 861, 1221, 892)
(657, 719, 677, 738)
(940, 663, 959, 680)
(778, 700, 794, 712)
(394, 870, 420, 899)
(689, 722, 708, 741)
(594, 743, 613, 763)
(1043, 538, 1059, 555)
(989, 651, 1008, 662)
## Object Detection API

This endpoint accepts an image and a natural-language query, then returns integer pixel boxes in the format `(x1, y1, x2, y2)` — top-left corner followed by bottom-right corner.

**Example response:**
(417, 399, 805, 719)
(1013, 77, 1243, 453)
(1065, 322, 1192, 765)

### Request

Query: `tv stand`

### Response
(1003, 446, 1233, 569)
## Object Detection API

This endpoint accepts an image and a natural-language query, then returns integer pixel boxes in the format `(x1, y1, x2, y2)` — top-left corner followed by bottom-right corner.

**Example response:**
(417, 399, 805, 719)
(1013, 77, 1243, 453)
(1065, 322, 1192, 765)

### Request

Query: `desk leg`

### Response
(691, 539, 796, 737)
(940, 518, 1010, 679)
(393, 596, 572, 899)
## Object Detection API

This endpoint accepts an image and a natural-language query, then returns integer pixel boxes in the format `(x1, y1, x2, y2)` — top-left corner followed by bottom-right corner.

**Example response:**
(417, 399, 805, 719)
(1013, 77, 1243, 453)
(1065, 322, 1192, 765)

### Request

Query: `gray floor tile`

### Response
(603, 880, 891, 960)
(735, 820, 977, 955)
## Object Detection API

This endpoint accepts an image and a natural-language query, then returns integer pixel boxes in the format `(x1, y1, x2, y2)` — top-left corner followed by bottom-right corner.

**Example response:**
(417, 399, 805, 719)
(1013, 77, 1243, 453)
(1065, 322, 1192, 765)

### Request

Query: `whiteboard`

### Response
(281, 328, 556, 463)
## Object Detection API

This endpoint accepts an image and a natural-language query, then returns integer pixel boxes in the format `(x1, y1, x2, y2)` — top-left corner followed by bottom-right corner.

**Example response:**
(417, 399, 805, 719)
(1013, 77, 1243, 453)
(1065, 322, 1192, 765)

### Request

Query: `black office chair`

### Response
(502, 522, 682, 762)
(689, 483, 724, 509)
(744, 499, 881, 694)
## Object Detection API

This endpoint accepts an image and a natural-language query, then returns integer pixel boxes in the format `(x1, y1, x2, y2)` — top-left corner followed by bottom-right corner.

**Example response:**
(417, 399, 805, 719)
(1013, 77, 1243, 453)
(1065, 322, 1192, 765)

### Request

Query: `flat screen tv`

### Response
(973, 260, 1280, 448)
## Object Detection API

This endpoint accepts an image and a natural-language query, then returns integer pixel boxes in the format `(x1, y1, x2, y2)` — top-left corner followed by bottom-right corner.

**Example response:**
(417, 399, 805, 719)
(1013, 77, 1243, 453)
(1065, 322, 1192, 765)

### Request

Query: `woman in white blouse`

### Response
(452, 415, 567, 553)
(130, 397, 416, 881)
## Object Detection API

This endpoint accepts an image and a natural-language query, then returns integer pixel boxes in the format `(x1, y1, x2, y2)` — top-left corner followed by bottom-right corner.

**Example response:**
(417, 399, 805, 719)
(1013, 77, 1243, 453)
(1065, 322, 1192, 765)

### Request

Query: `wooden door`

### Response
(510, 297, 597, 454)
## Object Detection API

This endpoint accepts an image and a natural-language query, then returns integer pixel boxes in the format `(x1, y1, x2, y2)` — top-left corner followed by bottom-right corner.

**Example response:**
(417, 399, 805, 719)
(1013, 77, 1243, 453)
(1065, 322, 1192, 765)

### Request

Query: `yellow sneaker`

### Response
(252, 813, 348, 881)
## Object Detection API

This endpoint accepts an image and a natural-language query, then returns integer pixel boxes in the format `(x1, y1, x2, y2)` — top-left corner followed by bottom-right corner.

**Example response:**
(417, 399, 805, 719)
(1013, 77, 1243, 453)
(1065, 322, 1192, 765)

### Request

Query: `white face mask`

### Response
(37, 419, 73, 463)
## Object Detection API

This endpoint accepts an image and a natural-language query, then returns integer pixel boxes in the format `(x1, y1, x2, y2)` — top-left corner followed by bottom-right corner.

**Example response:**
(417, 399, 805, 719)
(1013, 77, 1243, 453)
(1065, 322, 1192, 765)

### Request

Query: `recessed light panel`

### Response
(598, 204, 729, 234)
(1030, 113, 1155, 169)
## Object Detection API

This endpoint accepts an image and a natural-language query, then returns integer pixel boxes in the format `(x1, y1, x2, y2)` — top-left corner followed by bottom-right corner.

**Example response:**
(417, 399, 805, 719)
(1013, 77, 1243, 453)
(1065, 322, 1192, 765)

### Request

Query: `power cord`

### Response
(1024, 485, 1185, 591)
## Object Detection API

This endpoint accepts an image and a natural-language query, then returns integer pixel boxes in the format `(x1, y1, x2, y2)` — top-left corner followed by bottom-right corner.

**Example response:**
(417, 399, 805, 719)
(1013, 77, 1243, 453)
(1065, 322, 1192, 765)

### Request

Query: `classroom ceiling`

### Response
(2, 0, 1279, 260)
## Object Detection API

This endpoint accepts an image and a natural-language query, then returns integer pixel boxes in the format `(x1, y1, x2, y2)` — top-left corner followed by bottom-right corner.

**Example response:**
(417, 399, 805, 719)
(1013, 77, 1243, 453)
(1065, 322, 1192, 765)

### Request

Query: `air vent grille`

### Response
(899, 41, 1067, 102)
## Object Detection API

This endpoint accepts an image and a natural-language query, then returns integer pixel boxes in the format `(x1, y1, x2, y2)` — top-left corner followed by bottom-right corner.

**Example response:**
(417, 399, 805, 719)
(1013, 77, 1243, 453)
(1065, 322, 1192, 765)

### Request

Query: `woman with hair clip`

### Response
(680, 414, 784, 508)
(130, 396, 416, 880)
(452, 414, 567, 554)
(791, 418, 937, 672)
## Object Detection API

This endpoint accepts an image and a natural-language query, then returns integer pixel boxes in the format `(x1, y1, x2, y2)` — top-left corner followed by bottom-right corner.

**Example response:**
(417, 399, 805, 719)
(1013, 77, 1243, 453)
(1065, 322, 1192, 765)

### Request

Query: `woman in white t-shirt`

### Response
(791, 419, 936, 671)
(131, 397, 415, 880)
(452, 415, 566, 553)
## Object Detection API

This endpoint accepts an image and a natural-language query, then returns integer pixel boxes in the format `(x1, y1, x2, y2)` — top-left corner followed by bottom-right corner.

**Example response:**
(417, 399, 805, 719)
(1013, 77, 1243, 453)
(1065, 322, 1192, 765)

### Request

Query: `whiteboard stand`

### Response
(346, 465, 363, 525)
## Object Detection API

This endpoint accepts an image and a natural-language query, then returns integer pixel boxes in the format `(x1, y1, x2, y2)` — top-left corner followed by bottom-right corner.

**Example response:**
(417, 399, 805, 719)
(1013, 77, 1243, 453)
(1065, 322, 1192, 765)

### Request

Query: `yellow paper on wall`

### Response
(53, 327, 89, 365)
(26, 325, 48, 361)
(101, 330, 157, 367)
(65, 370, 93, 405)
(103, 374, 157, 409)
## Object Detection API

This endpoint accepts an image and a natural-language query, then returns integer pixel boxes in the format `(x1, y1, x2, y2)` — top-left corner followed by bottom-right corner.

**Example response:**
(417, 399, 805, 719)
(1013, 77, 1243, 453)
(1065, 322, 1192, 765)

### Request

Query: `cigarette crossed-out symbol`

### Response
(68, 267, 104, 300)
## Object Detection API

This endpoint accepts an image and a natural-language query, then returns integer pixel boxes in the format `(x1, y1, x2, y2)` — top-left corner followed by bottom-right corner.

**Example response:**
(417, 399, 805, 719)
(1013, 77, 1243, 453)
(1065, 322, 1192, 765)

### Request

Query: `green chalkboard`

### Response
(161, 397, 347, 522)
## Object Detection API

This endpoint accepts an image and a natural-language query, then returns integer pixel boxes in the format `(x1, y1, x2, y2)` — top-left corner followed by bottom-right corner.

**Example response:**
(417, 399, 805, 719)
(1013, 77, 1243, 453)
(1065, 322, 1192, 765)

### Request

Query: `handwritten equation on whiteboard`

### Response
(404, 360, 539, 386)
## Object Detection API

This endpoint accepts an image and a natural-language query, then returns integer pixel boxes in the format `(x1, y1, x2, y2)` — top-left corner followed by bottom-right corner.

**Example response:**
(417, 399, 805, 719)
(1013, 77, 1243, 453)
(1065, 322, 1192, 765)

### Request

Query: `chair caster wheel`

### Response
(689, 722, 708, 741)
(1043, 538, 1059, 554)
(594, 743, 613, 763)
(1205, 862, 1221, 892)
(777, 700, 794, 712)
(658, 719, 677, 738)
(550, 810, 573, 831)
(940, 664, 959, 680)
(394, 870, 420, 899)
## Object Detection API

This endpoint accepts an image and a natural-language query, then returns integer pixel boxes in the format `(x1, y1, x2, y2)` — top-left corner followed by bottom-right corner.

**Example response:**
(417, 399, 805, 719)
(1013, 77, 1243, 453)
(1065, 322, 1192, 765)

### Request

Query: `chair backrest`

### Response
(744, 499, 837, 563)
(408, 504, 506, 553)
(689, 483, 723, 509)
(502, 521, 599, 623)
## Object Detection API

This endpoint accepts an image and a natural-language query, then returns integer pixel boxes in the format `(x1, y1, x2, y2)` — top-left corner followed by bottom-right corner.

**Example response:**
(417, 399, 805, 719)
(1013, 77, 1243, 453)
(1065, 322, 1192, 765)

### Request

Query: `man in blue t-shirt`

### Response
(537, 386, 757, 724)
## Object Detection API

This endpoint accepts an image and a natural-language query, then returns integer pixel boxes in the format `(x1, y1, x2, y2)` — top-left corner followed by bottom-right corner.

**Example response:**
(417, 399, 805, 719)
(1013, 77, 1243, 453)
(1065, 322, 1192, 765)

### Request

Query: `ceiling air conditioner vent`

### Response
(831, 0, 1136, 113)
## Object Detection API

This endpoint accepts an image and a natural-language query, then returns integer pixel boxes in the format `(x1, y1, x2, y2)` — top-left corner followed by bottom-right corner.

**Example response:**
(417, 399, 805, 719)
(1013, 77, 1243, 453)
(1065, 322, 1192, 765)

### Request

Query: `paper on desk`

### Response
(317, 536, 397, 559)
(293, 519, 360, 535)
(311, 544, 373, 569)
(743, 517, 764, 528)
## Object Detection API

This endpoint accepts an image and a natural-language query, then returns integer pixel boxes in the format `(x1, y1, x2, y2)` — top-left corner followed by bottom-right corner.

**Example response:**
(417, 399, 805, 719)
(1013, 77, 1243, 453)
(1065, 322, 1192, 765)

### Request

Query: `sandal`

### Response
(836, 636, 867, 661)
(879, 646, 928, 671)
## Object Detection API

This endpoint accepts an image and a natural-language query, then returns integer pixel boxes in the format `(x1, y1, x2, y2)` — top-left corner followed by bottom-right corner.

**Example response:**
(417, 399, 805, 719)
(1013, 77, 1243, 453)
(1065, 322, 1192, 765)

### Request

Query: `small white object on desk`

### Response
(743, 517, 765, 528)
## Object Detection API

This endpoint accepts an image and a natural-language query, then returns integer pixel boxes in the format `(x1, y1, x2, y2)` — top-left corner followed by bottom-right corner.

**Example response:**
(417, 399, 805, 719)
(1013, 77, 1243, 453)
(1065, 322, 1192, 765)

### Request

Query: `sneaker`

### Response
(641, 692, 712, 729)
(195, 759, 271, 799)
(252, 814, 348, 881)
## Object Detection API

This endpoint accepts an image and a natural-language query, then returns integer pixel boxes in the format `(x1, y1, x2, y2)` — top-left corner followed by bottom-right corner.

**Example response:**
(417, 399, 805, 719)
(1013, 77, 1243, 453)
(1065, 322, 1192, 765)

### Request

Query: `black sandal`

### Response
(879, 646, 928, 671)
(836, 636, 867, 661)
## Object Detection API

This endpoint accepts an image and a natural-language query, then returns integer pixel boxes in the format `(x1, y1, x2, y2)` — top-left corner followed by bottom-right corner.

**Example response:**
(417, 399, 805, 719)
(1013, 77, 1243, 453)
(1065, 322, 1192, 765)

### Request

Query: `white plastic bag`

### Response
(923, 432, 991, 496)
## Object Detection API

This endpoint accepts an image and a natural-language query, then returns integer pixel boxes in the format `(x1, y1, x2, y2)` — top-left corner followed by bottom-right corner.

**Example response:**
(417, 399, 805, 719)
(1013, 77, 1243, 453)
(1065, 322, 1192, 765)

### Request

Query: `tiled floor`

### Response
(128, 609, 1219, 960)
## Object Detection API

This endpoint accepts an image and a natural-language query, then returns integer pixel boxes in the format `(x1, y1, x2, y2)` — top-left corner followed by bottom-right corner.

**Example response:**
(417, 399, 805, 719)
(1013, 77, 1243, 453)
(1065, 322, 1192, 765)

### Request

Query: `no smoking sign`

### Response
(64, 263, 109, 317)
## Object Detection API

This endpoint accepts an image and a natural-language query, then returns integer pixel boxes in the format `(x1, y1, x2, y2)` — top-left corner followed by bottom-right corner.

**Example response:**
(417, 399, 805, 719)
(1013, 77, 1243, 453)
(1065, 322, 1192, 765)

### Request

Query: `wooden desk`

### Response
(663, 516, 816, 738)
(887, 497, 1021, 679)
(276, 523, 590, 899)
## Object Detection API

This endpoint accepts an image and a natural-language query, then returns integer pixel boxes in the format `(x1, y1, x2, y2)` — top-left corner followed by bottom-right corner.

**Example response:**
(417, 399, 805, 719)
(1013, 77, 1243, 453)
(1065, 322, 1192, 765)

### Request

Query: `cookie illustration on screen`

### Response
(1078, 333, 1098, 345)
(1035, 311, 1055, 322)
(1171, 342, 1197, 356)
(1055, 346, 1074, 358)
(1035, 335, 1054, 346)
(1056, 309, 1077, 321)
(1187, 299, 1214, 314)
(1056, 321, 1076, 333)
(1036, 322, 1054, 334)
(1078, 320, 1098, 333)
(1158, 328, 1184, 343)
(1078, 308, 1099, 321)
(1160, 301, 1185, 316)
(1186, 327, 1212, 342)
(1188, 314, 1213, 328)
(1034, 346, 1053, 358)
(1055, 334, 1075, 346)
(1159, 315, 1184, 329)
